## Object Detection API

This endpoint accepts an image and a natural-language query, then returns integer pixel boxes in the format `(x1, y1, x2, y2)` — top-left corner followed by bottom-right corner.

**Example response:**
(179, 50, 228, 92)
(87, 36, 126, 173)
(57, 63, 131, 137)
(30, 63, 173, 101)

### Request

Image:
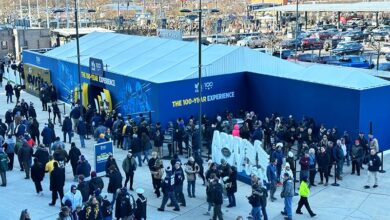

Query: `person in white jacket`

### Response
(280, 163, 294, 181)
(62, 185, 83, 210)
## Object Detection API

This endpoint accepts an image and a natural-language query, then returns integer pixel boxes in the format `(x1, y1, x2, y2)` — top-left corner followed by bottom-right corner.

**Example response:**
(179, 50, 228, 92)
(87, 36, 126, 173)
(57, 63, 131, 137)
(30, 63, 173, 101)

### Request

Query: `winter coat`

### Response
(18, 143, 33, 163)
(225, 169, 237, 194)
(53, 149, 68, 163)
(135, 195, 147, 220)
(131, 137, 142, 154)
(77, 120, 87, 136)
(33, 147, 49, 165)
(76, 161, 92, 178)
(5, 84, 13, 95)
(4, 137, 15, 154)
(5, 111, 13, 124)
(122, 157, 137, 174)
(62, 117, 73, 133)
(210, 181, 223, 205)
(107, 170, 122, 194)
(62, 189, 83, 210)
(271, 150, 284, 166)
(299, 156, 310, 171)
(333, 146, 344, 162)
(281, 178, 294, 198)
(41, 126, 54, 145)
(0, 151, 8, 172)
(232, 124, 240, 137)
(266, 164, 277, 183)
(368, 154, 381, 172)
(299, 181, 310, 198)
(105, 158, 119, 174)
(351, 144, 363, 161)
(50, 167, 65, 191)
(68, 146, 82, 166)
(115, 191, 136, 219)
(316, 152, 330, 171)
(77, 181, 90, 203)
(185, 162, 199, 181)
(31, 162, 45, 182)
(89, 177, 104, 195)
(28, 106, 37, 119)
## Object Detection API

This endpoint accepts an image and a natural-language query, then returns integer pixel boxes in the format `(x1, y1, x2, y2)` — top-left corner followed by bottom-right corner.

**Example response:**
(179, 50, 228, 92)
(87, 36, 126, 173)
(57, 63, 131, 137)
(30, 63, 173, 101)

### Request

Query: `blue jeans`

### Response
(284, 196, 293, 218)
(142, 150, 150, 163)
(187, 180, 195, 197)
(79, 134, 85, 148)
(123, 136, 131, 150)
(134, 152, 142, 167)
(251, 206, 262, 220)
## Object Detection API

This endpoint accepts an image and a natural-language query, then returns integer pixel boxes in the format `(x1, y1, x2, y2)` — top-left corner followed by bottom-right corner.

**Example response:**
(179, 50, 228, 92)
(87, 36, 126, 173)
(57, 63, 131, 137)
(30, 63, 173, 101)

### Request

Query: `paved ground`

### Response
(1, 79, 390, 220)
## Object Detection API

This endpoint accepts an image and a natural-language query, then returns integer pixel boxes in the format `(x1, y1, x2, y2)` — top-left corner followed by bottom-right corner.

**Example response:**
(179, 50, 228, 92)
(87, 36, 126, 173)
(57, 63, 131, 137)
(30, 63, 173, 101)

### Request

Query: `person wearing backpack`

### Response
(115, 187, 136, 220)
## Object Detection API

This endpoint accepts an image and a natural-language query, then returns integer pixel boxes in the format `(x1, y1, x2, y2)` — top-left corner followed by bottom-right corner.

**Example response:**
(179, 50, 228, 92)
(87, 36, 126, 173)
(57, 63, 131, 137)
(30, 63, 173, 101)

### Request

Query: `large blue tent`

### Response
(23, 32, 390, 150)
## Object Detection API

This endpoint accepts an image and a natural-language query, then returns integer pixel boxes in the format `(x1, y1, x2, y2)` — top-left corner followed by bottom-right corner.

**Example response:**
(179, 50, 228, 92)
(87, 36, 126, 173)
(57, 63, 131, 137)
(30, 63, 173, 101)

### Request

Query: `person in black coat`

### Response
(5, 81, 13, 103)
(62, 115, 73, 143)
(135, 188, 147, 220)
(31, 158, 45, 195)
(49, 161, 65, 206)
(28, 103, 37, 119)
(225, 166, 237, 208)
(209, 175, 223, 220)
(41, 124, 54, 150)
(115, 187, 136, 219)
(317, 146, 330, 186)
(77, 118, 87, 148)
(76, 155, 91, 179)
(52, 102, 61, 125)
(131, 134, 142, 167)
(33, 144, 49, 166)
(107, 165, 122, 205)
(28, 118, 40, 145)
(364, 149, 381, 189)
(105, 154, 119, 176)
(77, 175, 90, 203)
(89, 171, 104, 195)
(68, 142, 82, 181)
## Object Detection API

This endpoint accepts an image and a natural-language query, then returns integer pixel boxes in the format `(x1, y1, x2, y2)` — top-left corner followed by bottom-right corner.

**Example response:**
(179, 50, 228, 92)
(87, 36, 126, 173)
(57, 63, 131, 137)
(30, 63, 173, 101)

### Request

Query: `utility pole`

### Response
(66, 0, 69, 28)
(46, 0, 49, 28)
(19, 0, 22, 19)
(28, 0, 31, 21)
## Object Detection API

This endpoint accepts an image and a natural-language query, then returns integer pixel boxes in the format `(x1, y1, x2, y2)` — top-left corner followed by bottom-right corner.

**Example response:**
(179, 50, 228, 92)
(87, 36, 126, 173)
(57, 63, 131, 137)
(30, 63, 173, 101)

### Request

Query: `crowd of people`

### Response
(0, 77, 385, 220)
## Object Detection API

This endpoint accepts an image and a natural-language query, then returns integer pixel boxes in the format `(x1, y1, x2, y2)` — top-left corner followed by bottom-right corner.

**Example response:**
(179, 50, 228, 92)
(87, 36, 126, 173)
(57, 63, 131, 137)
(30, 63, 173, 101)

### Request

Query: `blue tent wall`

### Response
(246, 72, 361, 142)
(359, 86, 390, 151)
(156, 73, 248, 125)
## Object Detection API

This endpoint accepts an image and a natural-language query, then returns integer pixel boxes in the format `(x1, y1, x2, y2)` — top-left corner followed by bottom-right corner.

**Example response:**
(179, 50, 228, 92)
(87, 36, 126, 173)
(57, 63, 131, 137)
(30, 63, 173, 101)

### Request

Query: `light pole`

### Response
(294, 0, 299, 59)
(181, 1, 219, 156)
(74, 0, 83, 118)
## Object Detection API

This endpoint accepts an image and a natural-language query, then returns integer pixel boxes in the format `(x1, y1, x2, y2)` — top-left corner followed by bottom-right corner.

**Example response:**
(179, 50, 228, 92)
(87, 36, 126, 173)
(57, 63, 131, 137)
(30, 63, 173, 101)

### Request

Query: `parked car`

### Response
(206, 35, 231, 44)
(332, 41, 363, 55)
(347, 18, 364, 27)
(385, 52, 390, 61)
(324, 39, 342, 51)
(377, 62, 390, 71)
(327, 55, 373, 69)
(380, 43, 390, 54)
(237, 36, 266, 48)
(253, 48, 273, 55)
(321, 24, 337, 30)
(312, 31, 333, 40)
(272, 49, 293, 59)
(372, 31, 388, 41)
(301, 38, 324, 50)
(281, 39, 301, 49)
(287, 53, 321, 63)
(344, 30, 364, 41)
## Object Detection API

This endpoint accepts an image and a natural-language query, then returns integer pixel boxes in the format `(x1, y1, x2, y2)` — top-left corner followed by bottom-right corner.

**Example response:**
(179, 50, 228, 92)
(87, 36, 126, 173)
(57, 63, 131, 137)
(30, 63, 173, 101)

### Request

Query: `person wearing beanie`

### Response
(281, 172, 294, 220)
(0, 148, 9, 186)
(158, 166, 180, 212)
(296, 176, 316, 217)
(89, 171, 104, 196)
(135, 188, 147, 220)
(31, 157, 45, 195)
(76, 155, 91, 179)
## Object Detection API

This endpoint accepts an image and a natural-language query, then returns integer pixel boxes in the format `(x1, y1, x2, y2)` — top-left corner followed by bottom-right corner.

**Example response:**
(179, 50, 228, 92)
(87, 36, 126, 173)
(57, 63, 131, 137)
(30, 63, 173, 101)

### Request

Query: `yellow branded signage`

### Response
(24, 63, 52, 96)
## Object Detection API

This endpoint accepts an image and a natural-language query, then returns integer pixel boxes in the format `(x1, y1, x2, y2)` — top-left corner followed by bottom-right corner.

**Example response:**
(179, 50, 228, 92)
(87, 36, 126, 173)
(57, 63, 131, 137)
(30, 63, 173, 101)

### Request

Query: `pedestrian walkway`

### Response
(0, 79, 390, 220)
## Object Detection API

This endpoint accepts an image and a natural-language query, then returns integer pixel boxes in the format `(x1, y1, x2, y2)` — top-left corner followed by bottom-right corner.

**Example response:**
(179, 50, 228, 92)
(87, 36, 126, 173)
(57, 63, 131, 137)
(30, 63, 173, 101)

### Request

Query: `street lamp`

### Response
(180, 1, 219, 157)
(74, 0, 83, 118)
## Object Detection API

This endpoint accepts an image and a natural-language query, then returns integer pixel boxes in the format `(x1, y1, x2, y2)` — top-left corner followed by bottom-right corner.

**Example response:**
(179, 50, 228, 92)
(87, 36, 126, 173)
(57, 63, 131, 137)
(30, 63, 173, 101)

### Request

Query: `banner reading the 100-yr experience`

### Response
(94, 141, 113, 176)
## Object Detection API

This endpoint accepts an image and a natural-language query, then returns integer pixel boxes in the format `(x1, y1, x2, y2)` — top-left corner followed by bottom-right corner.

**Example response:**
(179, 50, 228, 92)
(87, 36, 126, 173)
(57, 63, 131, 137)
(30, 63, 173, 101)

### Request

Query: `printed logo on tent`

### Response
(194, 81, 213, 93)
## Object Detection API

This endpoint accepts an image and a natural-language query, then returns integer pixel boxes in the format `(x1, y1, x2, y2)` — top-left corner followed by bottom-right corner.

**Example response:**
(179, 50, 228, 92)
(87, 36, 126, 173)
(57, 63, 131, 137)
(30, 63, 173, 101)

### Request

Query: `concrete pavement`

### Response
(0, 79, 389, 220)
